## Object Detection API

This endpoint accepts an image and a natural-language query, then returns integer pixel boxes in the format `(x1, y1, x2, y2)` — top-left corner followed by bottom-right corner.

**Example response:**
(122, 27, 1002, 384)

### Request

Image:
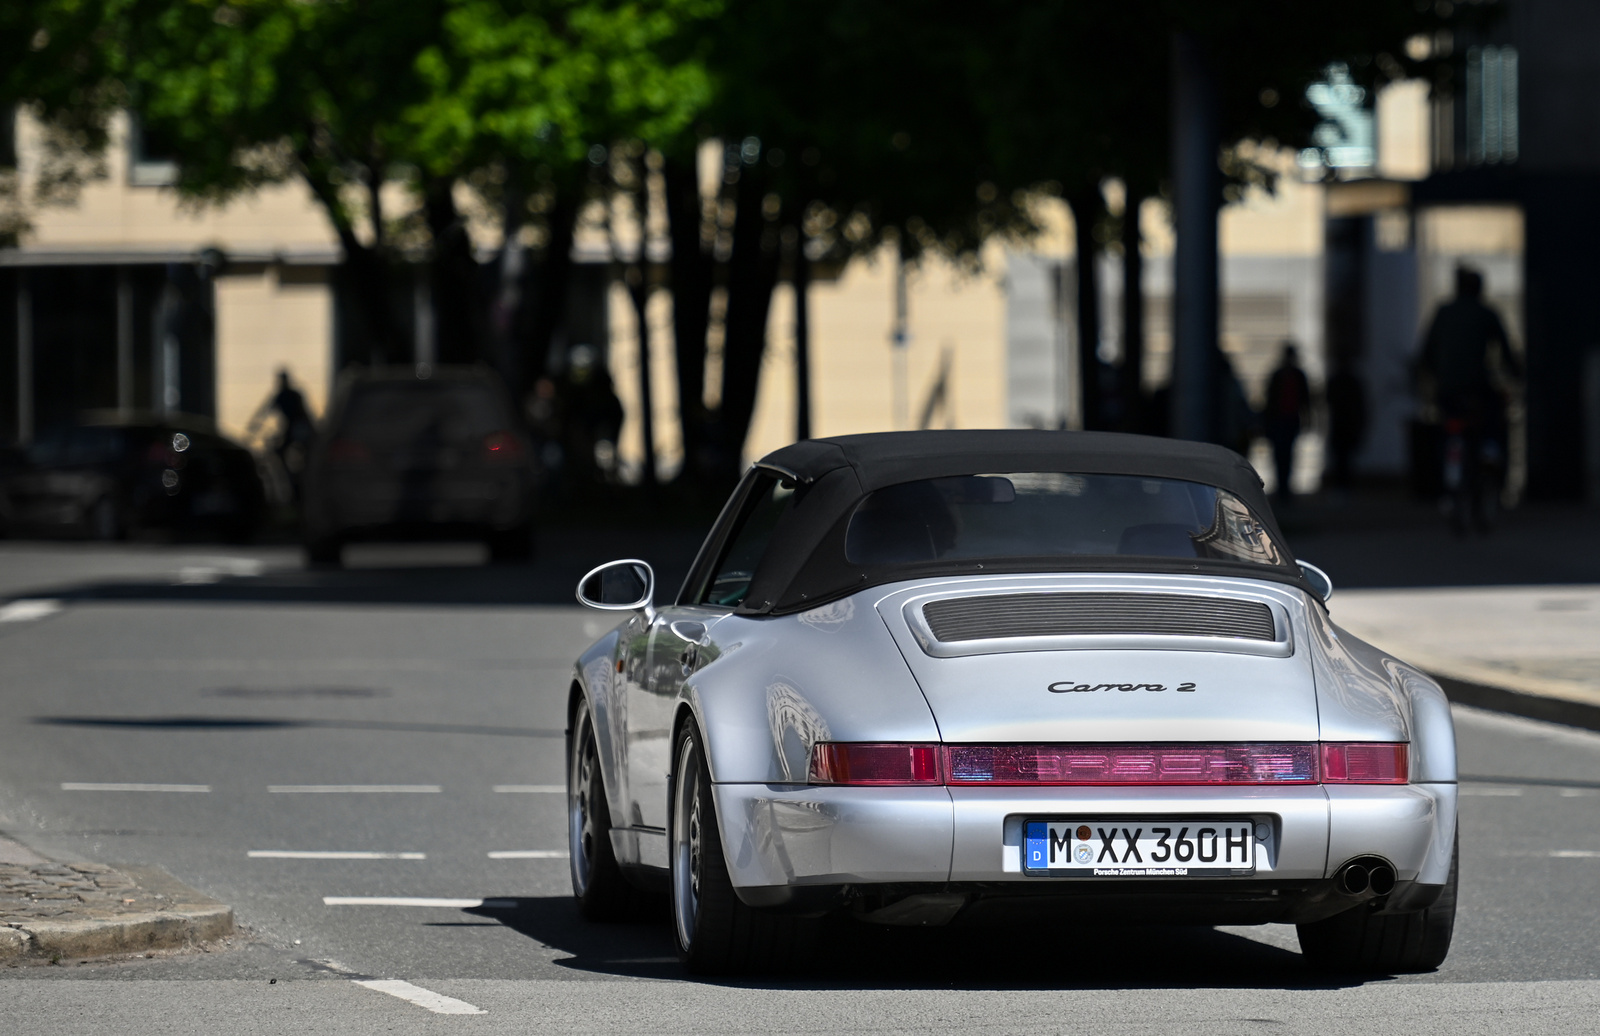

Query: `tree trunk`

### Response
(1121, 186, 1147, 431)
(295, 157, 403, 366)
(628, 271, 657, 489)
(524, 189, 579, 396)
(718, 160, 781, 486)
(490, 185, 527, 391)
(424, 176, 483, 368)
(793, 214, 811, 442)
(663, 156, 713, 484)
(1170, 30, 1222, 443)
(1067, 184, 1103, 431)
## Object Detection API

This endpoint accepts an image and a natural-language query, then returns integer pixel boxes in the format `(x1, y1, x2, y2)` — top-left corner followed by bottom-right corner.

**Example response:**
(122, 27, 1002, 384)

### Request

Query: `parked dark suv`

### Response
(0, 412, 267, 541)
(301, 366, 538, 564)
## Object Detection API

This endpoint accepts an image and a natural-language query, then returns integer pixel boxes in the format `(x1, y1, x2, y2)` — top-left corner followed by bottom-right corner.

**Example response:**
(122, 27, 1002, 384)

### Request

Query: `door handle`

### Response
(678, 643, 698, 674)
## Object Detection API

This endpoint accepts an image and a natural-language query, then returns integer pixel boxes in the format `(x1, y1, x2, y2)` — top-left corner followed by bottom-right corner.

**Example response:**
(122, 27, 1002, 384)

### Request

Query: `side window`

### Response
(701, 476, 796, 607)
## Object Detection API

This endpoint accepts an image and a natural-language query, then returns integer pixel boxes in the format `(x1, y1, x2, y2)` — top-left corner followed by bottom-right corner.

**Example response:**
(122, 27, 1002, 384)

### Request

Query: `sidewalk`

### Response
(1331, 584, 1600, 731)
(0, 834, 234, 963)
(1275, 490, 1600, 730)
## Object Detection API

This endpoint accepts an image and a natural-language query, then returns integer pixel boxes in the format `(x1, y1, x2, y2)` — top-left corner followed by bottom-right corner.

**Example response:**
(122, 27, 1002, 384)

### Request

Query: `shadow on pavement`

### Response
(469, 896, 1369, 991)
(0, 527, 705, 607)
(1279, 495, 1600, 589)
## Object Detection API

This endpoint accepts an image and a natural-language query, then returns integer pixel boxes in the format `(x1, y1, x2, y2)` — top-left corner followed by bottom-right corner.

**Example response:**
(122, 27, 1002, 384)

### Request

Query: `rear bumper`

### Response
(711, 781, 1456, 906)
(309, 473, 533, 533)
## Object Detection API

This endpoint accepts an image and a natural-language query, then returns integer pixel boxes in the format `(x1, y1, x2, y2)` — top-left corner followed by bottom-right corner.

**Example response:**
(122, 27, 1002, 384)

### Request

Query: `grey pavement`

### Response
(0, 532, 1597, 1033)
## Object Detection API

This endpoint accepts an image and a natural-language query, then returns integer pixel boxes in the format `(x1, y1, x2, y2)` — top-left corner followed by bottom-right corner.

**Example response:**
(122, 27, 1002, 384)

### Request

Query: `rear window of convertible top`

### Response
(843, 472, 1287, 567)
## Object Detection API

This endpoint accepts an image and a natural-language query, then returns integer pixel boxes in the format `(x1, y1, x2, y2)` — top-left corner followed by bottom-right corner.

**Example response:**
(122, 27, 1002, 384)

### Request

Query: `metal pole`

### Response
(632, 275, 657, 488)
(891, 253, 908, 430)
(1170, 30, 1221, 442)
(794, 227, 811, 441)
(413, 265, 435, 371)
(15, 270, 31, 443)
(116, 267, 133, 412)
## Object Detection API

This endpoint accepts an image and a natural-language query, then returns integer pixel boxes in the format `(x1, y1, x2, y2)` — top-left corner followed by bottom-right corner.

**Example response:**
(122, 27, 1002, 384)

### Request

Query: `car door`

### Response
(625, 473, 798, 843)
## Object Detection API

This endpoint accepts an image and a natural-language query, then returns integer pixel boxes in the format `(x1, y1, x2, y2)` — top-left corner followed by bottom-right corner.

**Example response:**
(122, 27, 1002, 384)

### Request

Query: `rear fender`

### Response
(683, 600, 940, 785)
(1305, 606, 1411, 744)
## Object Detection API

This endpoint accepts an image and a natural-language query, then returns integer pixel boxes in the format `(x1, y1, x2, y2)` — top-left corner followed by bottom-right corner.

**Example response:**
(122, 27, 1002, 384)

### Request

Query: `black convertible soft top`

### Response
(692, 430, 1309, 615)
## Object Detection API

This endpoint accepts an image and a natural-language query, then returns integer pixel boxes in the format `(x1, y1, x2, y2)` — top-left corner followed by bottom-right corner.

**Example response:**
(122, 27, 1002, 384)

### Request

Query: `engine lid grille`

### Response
(921, 592, 1276, 644)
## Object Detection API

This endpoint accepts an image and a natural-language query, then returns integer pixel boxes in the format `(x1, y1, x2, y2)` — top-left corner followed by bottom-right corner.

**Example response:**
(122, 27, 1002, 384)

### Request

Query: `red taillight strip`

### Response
(1321, 742, 1409, 784)
(809, 743, 942, 785)
(808, 742, 1409, 786)
(946, 743, 1319, 786)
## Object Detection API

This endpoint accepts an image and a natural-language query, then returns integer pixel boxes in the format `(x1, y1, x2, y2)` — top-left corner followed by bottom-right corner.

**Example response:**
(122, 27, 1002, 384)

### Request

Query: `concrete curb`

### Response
(1, 863, 234, 962)
(1432, 672, 1600, 734)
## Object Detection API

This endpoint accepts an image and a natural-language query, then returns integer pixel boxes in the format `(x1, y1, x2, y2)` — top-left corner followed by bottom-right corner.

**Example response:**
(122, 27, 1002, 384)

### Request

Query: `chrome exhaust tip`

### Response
(1368, 863, 1397, 897)
(1338, 863, 1370, 896)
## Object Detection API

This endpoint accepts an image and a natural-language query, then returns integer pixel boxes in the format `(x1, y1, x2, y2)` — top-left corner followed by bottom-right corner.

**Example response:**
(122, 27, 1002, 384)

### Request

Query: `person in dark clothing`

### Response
(1325, 356, 1367, 491)
(1418, 267, 1521, 533)
(248, 368, 317, 502)
(1263, 342, 1312, 503)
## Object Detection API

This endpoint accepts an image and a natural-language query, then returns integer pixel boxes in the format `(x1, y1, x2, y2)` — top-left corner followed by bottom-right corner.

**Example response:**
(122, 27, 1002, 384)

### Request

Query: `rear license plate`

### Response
(1023, 819, 1257, 876)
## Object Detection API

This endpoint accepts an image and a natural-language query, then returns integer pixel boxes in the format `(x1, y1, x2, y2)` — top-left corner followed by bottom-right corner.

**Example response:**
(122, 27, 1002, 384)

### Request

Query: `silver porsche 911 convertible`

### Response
(567, 430, 1458, 975)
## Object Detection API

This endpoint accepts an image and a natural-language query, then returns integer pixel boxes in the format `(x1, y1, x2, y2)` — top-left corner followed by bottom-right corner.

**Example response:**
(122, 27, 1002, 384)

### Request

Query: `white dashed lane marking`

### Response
(487, 850, 568, 859)
(1551, 850, 1600, 859)
(323, 896, 518, 908)
(268, 785, 441, 794)
(249, 850, 425, 860)
(492, 785, 563, 793)
(354, 979, 486, 1016)
(61, 782, 211, 793)
(310, 959, 486, 1016)
(0, 599, 62, 623)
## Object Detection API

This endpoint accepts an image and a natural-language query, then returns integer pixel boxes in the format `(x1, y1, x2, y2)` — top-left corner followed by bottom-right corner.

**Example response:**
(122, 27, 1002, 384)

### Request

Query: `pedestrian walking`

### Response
(1263, 342, 1312, 503)
(1417, 266, 1521, 533)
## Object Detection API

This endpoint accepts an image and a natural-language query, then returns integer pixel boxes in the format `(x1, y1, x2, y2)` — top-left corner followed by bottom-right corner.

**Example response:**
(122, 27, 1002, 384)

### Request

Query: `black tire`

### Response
(669, 720, 816, 975)
(1297, 838, 1458, 973)
(304, 534, 342, 567)
(568, 699, 649, 921)
(87, 497, 125, 542)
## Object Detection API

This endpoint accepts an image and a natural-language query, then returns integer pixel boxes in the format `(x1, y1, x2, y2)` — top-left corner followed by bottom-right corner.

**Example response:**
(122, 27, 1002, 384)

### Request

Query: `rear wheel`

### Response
(304, 534, 341, 567)
(568, 699, 647, 920)
(1297, 838, 1458, 973)
(669, 720, 815, 974)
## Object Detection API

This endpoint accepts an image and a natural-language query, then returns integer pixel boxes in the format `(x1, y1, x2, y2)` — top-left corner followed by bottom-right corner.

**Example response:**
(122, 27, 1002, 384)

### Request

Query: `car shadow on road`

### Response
(0, 529, 704, 608)
(470, 896, 1371, 991)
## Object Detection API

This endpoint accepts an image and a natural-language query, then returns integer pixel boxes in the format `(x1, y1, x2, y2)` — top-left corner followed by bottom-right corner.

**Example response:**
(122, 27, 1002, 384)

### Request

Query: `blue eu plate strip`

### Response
(1024, 821, 1049, 870)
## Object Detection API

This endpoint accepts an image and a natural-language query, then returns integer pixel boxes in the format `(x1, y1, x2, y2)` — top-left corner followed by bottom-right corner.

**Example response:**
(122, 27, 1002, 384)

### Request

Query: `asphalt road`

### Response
(1, 541, 1598, 1034)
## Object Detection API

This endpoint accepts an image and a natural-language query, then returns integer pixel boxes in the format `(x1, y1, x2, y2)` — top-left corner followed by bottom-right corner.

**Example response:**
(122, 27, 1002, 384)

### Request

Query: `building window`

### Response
(1465, 45, 1518, 165)
(128, 113, 179, 186)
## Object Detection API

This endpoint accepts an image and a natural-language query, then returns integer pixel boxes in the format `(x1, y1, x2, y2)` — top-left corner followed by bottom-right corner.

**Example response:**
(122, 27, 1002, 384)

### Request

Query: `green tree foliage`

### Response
(4, 0, 1480, 487)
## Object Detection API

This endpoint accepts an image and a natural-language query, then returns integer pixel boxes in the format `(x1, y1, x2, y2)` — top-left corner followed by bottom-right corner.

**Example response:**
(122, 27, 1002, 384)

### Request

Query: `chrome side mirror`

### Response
(576, 559, 656, 622)
(1297, 561, 1334, 603)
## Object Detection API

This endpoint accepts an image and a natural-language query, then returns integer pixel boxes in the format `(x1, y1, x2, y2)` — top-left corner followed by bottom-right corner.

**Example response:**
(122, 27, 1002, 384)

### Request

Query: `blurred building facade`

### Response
(5, 5, 1596, 503)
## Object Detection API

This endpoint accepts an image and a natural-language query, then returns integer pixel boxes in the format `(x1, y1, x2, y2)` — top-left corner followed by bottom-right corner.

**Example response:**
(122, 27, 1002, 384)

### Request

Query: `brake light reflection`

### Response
(807, 742, 1409, 786)
(483, 431, 522, 459)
